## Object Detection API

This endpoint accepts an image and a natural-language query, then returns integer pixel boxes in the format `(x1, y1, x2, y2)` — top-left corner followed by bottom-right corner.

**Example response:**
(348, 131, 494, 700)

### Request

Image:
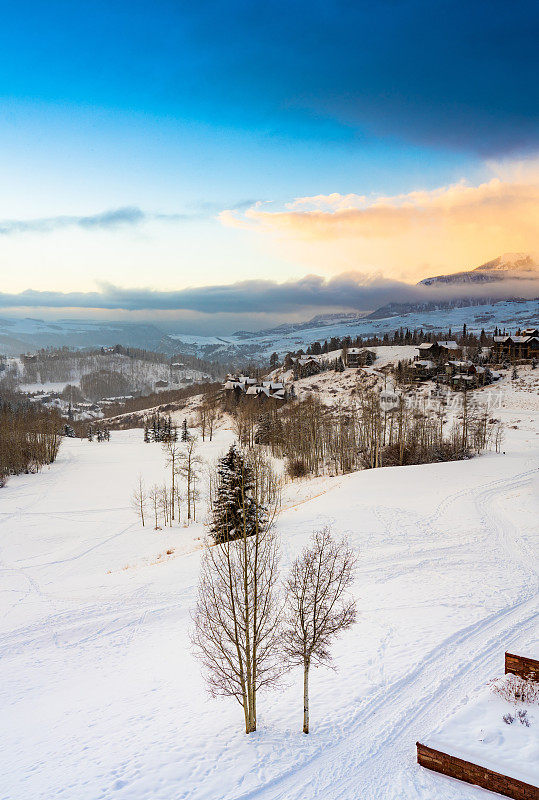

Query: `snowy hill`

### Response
(0, 317, 176, 356)
(0, 369, 537, 799)
(1, 298, 537, 364)
(168, 297, 539, 362)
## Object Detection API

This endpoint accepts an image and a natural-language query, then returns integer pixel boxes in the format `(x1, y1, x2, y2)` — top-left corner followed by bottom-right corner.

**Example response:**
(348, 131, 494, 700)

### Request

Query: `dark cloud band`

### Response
(0, 273, 536, 315)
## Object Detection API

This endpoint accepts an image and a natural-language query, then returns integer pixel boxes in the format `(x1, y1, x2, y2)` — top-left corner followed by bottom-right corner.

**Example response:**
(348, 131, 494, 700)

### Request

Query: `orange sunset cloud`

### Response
(219, 165, 539, 281)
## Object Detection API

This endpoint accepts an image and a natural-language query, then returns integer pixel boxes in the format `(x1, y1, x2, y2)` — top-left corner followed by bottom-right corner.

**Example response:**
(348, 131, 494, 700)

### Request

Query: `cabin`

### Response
(493, 330, 539, 361)
(292, 355, 322, 378)
(415, 341, 462, 362)
(344, 348, 375, 368)
(344, 347, 362, 367)
(445, 360, 471, 377)
(451, 373, 477, 390)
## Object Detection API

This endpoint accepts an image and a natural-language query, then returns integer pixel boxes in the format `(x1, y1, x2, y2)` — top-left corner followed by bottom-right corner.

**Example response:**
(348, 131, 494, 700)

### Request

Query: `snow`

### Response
(427, 675, 539, 785)
(19, 381, 77, 394)
(2, 298, 537, 362)
(171, 298, 539, 361)
(0, 373, 538, 799)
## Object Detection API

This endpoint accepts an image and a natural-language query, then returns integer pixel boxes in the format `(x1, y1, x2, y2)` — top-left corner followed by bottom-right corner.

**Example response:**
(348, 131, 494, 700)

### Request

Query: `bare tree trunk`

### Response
(303, 658, 310, 734)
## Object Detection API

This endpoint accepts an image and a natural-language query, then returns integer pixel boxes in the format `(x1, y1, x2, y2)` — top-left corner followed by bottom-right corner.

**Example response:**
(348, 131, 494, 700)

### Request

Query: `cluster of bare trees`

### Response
(19, 347, 223, 395)
(0, 399, 62, 486)
(193, 443, 357, 734)
(229, 387, 501, 478)
(193, 521, 357, 735)
(132, 436, 203, 528)
(196, 395, 219, 442)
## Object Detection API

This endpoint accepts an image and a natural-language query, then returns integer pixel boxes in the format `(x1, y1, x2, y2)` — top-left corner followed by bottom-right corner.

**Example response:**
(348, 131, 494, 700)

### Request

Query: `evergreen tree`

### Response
(210, 444, 268, 544)
(181, 418, 189, 442)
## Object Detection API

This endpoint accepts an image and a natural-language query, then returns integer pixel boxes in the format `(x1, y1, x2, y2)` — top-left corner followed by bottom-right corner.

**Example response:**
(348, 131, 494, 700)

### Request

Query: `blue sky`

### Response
(0, 0, 537, 331)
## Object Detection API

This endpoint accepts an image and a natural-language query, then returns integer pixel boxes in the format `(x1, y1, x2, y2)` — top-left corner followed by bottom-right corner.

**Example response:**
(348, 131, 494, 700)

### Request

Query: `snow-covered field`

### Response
(427, 673, 539, 786)
(0, 375, 538, 800)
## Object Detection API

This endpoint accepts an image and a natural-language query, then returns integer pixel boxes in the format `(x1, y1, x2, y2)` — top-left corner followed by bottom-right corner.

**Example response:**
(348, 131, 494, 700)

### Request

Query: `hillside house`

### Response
(223, 375, 286, 401)
(445, 360, 471, 377)
(292, 355, 322, 378)
(413, 359, 436, 378)
(344, 348, 375, 368)
(416, 341, 463, 362)
(493, 330, 539, 361)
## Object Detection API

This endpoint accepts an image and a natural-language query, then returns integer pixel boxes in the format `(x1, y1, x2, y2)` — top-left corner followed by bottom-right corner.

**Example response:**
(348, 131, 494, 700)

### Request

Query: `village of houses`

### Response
(223, 327, 539, 402)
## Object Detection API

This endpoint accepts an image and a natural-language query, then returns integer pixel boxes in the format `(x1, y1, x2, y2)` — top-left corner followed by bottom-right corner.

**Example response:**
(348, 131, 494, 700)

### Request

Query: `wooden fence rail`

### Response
(416, 743, 539, 800)
(505, 652, 539, 682)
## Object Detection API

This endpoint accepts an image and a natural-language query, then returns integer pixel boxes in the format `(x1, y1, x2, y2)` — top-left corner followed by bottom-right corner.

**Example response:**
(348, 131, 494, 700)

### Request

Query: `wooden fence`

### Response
(505, 652, 539, 682)
(416, 743, 539, 800)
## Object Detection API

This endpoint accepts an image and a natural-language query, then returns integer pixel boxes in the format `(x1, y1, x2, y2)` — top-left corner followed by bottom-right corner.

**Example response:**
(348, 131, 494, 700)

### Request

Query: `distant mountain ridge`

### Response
(0, 255, 537, 360)
(419, 253, 538, 286)
(231, 311, 368, 340)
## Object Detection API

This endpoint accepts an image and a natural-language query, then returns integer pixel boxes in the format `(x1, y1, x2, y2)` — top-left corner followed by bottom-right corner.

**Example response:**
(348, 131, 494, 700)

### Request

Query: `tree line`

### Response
(227, 385, 496, 479)
(273, 322, 494, 365)
(0, 395, 62, 487)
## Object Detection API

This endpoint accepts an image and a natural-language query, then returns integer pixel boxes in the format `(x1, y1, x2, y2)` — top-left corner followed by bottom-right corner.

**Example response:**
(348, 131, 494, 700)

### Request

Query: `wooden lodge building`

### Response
(415, 340, 463, 361)
(344, 348, 375, 368)
(493, 328, 539, 361)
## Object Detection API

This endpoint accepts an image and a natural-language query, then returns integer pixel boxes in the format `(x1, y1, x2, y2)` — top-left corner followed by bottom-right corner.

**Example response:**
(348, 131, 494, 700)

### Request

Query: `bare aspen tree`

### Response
(494, 420, 505, 453)
(177, 436, 202, 521)
(174, 483, 182, 524)
(192, 452, 281, 733)
(159, 484, 170, 526)
(149, 484, 160, 529)
(163, 440, 182, 522)
(205, 398, 218, 441)
(283, 527, 357, 734)
(131, 475, 147, 526)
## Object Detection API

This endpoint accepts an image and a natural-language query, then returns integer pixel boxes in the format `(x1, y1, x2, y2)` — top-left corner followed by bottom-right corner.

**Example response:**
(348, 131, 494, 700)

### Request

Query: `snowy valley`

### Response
(1, 360, 537, 800)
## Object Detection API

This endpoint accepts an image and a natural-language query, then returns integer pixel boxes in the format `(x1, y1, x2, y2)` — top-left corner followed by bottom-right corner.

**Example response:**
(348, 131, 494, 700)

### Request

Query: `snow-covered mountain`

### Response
(0, 317, 177, 356)
(167, 297, 538, 362)
(419, 252, 539, 286)
(1, 256, 537, 362)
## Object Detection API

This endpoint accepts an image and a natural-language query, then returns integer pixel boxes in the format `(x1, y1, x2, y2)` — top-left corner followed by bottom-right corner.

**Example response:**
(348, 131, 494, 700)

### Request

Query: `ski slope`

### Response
(0, 374, 538, 800)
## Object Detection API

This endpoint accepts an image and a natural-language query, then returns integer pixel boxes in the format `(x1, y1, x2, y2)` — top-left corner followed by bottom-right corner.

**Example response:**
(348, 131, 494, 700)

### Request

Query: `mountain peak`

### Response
(419, 254, 538, 286)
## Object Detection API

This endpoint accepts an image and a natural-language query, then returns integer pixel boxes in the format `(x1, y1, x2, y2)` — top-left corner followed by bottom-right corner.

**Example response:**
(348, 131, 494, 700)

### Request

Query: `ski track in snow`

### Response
(230, 466, 539, 800)
(0, 378, 537, 800)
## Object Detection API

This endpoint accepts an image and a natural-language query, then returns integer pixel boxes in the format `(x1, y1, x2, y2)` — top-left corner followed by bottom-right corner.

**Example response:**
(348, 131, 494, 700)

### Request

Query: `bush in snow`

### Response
(517, 709, 531, 726)
(286, 457, 309, 479)
(491, 675, 539, 705)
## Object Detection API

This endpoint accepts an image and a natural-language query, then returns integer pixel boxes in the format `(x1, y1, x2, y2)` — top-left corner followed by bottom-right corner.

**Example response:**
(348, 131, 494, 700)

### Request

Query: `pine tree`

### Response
(210, 444, 268, 544)
(181, 418, 189, 442)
